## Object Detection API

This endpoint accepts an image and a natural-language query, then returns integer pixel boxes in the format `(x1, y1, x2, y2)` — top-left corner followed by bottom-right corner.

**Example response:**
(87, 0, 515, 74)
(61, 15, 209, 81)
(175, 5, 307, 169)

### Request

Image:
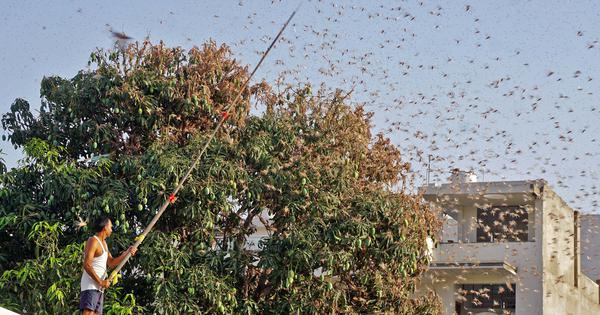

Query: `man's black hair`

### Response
(92, 216, 111, 233)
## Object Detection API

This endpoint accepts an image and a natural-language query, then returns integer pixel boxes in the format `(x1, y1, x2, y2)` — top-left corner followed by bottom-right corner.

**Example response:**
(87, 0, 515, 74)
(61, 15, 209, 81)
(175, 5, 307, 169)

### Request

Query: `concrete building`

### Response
(419, 175, 600, 315)
(581, 214, 600, 283)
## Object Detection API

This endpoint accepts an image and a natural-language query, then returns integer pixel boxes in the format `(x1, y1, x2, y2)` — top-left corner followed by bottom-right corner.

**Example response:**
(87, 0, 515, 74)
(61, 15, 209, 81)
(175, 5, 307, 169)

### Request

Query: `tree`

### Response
(0, 41, 440, 314)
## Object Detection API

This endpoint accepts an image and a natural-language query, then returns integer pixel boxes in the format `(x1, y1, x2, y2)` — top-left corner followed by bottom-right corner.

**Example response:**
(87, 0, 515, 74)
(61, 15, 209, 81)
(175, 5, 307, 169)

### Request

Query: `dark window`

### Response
(455, 301, 462, 314)
(458, 284, 516, 310)
(477, 206, 528, 242)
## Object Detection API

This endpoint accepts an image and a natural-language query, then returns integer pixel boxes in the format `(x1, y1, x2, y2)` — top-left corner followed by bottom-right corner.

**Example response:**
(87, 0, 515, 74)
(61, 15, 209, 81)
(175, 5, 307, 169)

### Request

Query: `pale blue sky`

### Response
(2, 1, 600, 211)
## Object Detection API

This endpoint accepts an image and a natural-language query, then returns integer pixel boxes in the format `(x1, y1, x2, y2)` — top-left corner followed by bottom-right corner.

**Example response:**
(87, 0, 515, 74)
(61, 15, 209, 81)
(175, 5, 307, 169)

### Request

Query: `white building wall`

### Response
(540, 189, 600, 315)
(419, 180, 600, 315)
(427, 240, 543, 314)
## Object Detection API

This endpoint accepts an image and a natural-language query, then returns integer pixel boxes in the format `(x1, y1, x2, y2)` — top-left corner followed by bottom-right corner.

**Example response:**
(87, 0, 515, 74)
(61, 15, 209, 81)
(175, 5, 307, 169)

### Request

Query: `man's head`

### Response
(93, 216, 113, 237)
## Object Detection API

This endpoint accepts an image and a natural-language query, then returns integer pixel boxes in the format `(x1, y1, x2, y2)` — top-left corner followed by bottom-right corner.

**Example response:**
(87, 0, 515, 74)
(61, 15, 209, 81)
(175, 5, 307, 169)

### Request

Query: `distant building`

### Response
(418, 174, 600, 315)
(580, 214, 600, 282)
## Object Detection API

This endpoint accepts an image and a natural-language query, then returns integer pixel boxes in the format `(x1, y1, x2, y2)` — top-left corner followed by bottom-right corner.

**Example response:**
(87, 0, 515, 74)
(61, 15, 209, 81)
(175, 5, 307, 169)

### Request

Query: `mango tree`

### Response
(0, 41, 440, 314)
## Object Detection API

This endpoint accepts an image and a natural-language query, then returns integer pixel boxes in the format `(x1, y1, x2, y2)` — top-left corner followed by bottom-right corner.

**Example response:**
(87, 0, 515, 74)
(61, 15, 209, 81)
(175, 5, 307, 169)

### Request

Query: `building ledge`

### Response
(421, 179, 544, 198)
(428, 261, 517, 276)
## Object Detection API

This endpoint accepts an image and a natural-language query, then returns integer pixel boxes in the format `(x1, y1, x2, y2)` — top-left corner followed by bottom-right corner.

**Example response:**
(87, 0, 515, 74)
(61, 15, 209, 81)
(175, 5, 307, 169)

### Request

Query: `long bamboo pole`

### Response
(107, 2, 302, 283)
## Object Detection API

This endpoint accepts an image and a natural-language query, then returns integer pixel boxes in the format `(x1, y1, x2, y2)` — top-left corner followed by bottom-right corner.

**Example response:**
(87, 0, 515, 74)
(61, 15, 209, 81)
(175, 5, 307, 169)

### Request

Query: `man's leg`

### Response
(82, 309, 97, 315)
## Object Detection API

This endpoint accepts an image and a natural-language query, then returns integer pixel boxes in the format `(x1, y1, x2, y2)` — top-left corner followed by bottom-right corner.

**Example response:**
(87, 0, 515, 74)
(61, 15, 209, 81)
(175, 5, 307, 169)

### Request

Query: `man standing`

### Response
(80, 217, 137, 315)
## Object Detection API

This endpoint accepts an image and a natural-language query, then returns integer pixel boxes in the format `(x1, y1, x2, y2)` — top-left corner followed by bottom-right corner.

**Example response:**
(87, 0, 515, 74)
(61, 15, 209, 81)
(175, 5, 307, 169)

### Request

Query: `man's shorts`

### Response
(80, 289, 104, 314)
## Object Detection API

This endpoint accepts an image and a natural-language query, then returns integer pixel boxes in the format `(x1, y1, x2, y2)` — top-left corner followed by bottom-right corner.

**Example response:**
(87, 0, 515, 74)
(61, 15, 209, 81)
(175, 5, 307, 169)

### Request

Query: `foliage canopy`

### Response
(0, 41, 440, 314)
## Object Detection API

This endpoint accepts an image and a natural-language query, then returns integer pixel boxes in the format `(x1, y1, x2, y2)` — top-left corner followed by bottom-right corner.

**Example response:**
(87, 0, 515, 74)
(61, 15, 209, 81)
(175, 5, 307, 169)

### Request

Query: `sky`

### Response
(1, 0, 600, 212)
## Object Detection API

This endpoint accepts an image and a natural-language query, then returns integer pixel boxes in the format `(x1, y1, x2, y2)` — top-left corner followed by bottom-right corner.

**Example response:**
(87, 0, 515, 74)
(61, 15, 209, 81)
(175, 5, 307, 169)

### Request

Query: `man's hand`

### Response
(128, 246, 137, 256)
(100, 279, 111, 289)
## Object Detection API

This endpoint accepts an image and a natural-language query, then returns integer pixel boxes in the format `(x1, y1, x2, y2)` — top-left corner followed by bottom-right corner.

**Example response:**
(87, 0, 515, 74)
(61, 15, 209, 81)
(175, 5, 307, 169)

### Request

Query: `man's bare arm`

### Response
(107, 246, 136, 269)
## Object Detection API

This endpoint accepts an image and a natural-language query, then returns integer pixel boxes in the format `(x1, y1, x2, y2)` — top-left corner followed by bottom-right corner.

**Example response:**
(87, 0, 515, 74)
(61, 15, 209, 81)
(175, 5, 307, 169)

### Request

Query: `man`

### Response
(80, 217, 137, 315)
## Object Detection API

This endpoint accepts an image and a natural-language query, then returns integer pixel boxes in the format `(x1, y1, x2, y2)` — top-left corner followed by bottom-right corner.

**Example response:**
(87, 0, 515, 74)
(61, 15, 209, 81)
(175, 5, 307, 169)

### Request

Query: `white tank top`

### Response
(80, 235, 108, 291)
